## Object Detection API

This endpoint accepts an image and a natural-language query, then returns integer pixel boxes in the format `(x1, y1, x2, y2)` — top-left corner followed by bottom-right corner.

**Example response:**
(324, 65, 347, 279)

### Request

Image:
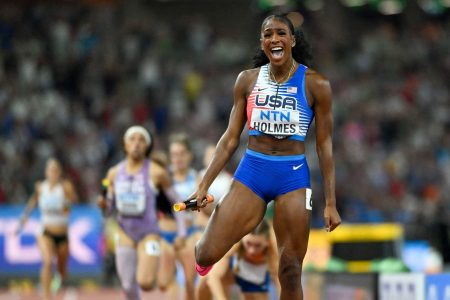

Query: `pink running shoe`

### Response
(195, 262, 214, 276)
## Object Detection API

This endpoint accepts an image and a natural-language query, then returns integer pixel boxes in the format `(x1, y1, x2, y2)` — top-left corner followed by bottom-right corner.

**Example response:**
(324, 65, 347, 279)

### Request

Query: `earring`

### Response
(292, 43, 296, 47)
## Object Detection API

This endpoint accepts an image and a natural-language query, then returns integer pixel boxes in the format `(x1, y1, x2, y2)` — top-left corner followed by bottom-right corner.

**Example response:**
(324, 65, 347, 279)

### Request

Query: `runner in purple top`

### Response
(98, 125, 186, 300)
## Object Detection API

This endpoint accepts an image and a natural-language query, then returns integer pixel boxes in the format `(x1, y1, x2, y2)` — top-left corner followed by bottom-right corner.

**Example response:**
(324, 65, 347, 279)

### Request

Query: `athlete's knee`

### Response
(158, 282, 168, 292)
(121, 280, 134, 293)
(41, 257, 52, 269)
(184, 275, 196, 288)
(136, 268, 157, 291)
(137, 277, 157, 291)
(195, 240, 215, 266)
(159, 270, 177, 291)
(139, 283, 155, 292)
(278, 252, 303, 289)
(157, 274, 171, 291)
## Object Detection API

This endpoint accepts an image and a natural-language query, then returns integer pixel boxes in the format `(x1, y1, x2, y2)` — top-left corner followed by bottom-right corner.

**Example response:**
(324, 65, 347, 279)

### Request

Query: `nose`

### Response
(270, 34, 280, 43)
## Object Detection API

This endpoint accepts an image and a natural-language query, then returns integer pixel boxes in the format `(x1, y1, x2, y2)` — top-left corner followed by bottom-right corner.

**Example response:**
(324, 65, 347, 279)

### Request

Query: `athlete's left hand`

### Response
(324, 205, 341, 232)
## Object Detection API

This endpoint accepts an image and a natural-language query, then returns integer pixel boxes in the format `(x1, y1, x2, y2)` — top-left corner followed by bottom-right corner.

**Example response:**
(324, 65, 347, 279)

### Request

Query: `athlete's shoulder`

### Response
(61, 179, 73, 189)
(150, 160, 166, 175)
(238, 67, 260, 77)
(234, 67, 261, 98)
(34, 181, 43, 194)
(305, 68, 331, 91)
(236, 67, 260, 85)
(150, 160, 171, 187)
(106, 164, 120, 181)
(305, 68, 332, 105)
(36, 180, 44, 188)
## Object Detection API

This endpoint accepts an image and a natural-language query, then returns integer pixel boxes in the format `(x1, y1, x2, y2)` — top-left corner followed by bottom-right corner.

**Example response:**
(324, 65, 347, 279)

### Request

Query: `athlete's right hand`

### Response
(188, 189, 209, 212)
(324, 205, 341, 232)
(97, 195, 107, 211)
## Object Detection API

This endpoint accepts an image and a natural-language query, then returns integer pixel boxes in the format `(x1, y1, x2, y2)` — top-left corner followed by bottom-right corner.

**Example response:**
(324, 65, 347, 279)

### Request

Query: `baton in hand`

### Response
(173, 194, 214, 212)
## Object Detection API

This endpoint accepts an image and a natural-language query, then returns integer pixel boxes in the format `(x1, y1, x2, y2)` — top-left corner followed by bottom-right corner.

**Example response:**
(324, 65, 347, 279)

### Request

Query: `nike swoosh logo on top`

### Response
(293, 163, 304, 170)
(258, 87, 267, 91)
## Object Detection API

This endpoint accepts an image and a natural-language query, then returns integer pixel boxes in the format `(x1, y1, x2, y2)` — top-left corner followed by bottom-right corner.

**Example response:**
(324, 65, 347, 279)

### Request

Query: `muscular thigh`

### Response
(243, 292, 269, 300)
(201, 180, 267, 250)
(158, 241, 176, 283)
(56, 242, 69, 261)
(273, 188, 311, 255)
(176, 236, 196, 263)
(136, 234, 160, 280)
(37, 234, 55, 263)
(115, 225, 135, 248)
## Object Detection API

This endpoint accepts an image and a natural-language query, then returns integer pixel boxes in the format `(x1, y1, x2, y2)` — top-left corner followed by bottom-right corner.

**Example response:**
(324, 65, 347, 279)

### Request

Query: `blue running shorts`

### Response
(234, 149, 310, 203)
(160, 230, 177, 244)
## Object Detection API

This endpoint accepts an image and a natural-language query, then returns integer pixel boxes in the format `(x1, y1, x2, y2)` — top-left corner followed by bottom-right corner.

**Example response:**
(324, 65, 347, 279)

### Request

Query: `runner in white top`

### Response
(159, 133, 200, 300)
(17, 158, 77, 300)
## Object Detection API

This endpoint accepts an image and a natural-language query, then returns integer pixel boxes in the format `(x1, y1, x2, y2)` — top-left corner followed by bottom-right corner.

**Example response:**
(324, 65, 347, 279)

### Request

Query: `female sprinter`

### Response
(152, 150, 187, 300)
(205, 219, 279, 300)
(158, 133, 199, 300)
(192, 14, 341, 300)
(17, 158, 78, 300)
(97, 126, 185, 300)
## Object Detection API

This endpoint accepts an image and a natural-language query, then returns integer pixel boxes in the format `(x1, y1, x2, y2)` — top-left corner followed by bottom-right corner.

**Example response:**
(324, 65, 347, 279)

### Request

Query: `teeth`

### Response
(271, 47, 282, 51)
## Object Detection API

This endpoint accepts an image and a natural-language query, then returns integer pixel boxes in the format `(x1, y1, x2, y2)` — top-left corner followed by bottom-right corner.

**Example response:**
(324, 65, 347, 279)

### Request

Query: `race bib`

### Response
(306, 188, 312, 211)
(115, 180, 146, 216)
(250, 108, 300, 137)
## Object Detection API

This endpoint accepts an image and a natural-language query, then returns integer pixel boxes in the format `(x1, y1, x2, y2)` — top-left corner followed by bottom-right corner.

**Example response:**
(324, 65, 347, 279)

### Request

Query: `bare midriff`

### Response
(248, 135, 305, 156)
(44, 224, 69, 235)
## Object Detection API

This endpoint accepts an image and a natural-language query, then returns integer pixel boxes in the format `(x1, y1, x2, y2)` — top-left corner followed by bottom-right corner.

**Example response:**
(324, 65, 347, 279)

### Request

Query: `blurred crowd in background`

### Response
(0, 1, 448, 247)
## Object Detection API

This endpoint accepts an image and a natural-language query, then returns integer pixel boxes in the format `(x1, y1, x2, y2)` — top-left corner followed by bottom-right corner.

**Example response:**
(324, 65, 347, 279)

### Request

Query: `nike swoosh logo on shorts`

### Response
(293, 163, 304, 170)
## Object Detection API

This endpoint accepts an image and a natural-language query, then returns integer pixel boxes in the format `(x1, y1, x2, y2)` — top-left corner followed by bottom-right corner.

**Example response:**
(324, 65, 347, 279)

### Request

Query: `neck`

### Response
(174, 168, 190, 179)
(126, 158, 145, 173)
(269, 59, 295, 83)
(48, 179, 59, 186)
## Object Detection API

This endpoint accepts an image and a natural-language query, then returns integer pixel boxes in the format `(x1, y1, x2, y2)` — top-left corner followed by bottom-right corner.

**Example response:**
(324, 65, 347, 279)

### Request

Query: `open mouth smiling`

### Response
(271, 46, 284, 59)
